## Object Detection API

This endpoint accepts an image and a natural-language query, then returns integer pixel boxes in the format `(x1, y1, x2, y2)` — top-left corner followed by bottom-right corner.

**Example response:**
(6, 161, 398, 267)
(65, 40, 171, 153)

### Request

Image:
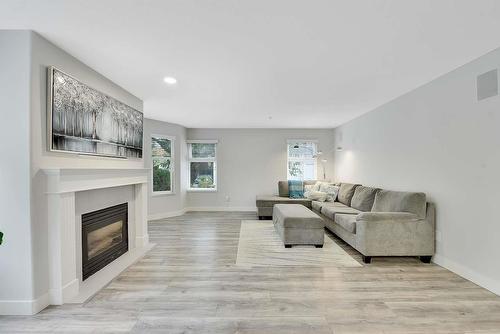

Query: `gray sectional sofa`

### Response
(256, 181, 435, 263)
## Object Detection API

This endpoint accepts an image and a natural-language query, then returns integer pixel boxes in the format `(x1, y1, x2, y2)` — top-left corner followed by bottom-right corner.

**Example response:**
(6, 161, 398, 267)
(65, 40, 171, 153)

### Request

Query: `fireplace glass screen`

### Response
(87, 220, 124, 260)
(82, 203, 128, 280)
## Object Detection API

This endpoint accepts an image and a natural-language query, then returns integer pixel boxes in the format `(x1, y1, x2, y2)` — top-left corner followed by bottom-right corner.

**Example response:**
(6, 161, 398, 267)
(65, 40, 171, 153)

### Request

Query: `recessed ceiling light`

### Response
(163, 77, 177, 85)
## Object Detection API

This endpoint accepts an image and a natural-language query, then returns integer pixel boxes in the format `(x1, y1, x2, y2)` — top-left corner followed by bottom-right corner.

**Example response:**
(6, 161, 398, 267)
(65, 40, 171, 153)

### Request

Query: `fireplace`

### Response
(82, 203, 129, 280)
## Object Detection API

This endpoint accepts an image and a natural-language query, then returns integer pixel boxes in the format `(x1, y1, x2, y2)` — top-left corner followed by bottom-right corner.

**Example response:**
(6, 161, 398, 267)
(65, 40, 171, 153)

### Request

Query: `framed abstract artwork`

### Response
(47, 67, 143, 158)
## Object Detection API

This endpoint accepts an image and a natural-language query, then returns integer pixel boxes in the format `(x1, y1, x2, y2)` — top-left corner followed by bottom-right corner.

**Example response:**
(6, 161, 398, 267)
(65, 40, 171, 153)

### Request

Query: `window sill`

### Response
(187, 188, 217, 193)
(152, 191, 176, 197)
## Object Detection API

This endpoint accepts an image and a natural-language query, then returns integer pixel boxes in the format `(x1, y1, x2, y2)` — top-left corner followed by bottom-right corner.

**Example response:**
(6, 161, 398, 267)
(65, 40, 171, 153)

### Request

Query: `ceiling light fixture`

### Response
(163, 77, 177, 85)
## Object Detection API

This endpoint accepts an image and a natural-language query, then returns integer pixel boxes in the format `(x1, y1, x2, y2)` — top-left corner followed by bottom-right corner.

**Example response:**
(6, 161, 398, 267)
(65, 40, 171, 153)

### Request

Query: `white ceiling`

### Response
(2, 0, 500, 128)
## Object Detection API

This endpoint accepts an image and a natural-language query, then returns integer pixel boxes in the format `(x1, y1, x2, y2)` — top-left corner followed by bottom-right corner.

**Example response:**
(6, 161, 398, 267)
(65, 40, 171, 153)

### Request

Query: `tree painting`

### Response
(50, 68, 143, 158)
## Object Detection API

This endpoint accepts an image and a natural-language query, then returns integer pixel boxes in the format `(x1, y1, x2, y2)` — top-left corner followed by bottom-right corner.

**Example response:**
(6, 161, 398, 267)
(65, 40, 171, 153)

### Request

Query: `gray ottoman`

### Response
(272, 204, 325, 248)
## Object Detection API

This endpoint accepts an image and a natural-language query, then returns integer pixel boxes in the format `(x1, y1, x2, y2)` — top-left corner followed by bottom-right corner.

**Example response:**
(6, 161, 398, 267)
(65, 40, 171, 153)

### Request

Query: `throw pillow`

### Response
(303, 184, 314, 198)
(319, 183, 340, 202)
(312, 181, 323, 191)
(337, 183, 361, 206)
(305, 190, 328, 202)
(288, 180, 304, 198)
(350, 186, 379, 211)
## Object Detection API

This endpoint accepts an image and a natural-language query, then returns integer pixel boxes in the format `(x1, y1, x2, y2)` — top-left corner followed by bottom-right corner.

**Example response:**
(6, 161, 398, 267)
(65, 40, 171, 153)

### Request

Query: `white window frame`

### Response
(287, 139, 318, 181)
(151, 134, 175, 196)
(187, 140, 218, 192)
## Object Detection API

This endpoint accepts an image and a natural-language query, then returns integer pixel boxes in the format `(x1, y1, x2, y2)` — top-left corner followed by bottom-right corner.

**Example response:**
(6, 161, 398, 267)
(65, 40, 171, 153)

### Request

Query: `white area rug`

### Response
(236, 220, 362, 267)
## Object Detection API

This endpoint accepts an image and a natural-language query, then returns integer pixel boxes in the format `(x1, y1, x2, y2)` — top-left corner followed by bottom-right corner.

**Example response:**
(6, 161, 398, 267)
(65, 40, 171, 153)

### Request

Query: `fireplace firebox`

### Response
(82, 203, 128, 280)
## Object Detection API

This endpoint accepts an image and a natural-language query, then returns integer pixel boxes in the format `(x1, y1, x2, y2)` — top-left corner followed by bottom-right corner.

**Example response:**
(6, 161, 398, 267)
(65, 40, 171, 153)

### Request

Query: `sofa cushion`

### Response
(304, 180, 318, 186)
(337, 183, 361, 206)
(357, 211, 419, 222)
(278, 181, 289, 197)
(278, 180, 318, 197)
(256, 195, 312, 208)
(350, 186, 379, 212)
(312, 200, 344, 212)
(311, 200, 324, 212)
(304, 184, 314, 192)
(323, 201, 350, 209)
(320, 203, 361, 220)
(303, 185, 312, 199)
(305, 190, 328, 202)
(319, 183, 340, 202)
(335, 214, 357, 234)
(311, 182, 320, 191)
(372, 190, 426, 219)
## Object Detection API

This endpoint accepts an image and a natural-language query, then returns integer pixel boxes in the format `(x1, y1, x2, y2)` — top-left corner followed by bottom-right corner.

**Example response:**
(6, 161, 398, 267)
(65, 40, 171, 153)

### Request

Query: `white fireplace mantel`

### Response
(42, 168, 152, 305)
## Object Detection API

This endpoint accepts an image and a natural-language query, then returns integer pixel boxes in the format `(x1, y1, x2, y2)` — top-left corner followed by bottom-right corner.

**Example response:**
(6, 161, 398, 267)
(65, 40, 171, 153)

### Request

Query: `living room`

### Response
(2, 1, 500, 333)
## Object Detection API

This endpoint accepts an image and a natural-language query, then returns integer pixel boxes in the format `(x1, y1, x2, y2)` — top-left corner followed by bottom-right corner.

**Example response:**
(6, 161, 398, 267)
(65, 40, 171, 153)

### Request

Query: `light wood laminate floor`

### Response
(2, 212, 500, 333)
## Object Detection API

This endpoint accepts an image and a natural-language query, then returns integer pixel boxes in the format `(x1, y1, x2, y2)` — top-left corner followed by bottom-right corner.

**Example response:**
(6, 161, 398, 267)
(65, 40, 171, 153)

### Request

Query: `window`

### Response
(287, 140, 317, 180)
(151, 135, 174, 194)
(187, 141, 217, 191)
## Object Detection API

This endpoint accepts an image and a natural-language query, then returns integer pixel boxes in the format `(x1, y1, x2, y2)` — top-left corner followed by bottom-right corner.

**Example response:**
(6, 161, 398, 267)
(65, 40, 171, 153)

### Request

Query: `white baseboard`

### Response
(185, 206, 257, 212)
(48, 278, 79, 305)
(148, 207, 257, 221)
(135, 235, 150, 248)
(0, 292, 50, 315)
(433, 253, 500, 296)
(148, 208, 187, 221)
(63, 279, 79, 303)
(69, 242, 155, 304)
(0, 244, 155, 315)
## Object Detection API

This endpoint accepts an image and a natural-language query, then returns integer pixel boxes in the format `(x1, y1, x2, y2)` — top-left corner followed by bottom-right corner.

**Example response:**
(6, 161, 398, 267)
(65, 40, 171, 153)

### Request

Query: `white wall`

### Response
(333, 47, 500, 295)
(29, 32, 145, 307)
(0, 31, 145, 314)
(143, 118, 187, 219)
(30, 31, 146, 308)
(186, 128, 335, 210)
(0, 31, 34, 314)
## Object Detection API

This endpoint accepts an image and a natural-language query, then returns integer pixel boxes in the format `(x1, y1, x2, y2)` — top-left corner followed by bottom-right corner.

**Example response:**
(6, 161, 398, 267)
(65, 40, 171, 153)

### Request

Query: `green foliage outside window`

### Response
(194, 175, 214, 188)
(188, 143, 217, 189)
(190, 161, 215, 188)
(152, 136, 173, 192)
(153, 158, 171, 192)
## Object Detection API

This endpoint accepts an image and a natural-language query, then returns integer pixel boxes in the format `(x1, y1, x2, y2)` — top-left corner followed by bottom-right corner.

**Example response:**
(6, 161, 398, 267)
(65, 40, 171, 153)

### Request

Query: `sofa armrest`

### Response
(355, 212, 434, 256)
(357, 212, 419, 222)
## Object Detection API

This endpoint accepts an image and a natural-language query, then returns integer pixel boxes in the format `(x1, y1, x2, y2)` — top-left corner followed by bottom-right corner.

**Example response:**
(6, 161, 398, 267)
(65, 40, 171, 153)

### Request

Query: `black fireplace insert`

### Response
(82, 202, 128, 280)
